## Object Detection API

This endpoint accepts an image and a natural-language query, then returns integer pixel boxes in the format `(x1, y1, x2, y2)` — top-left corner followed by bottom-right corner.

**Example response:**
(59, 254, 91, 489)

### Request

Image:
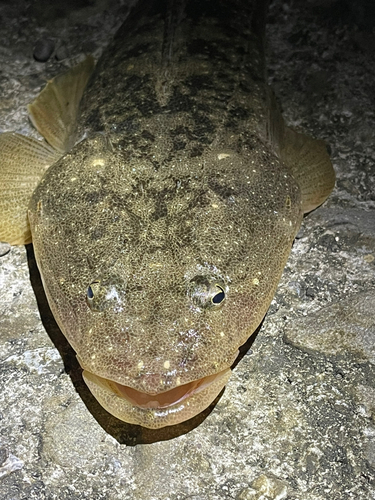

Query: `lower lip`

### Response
(107, 368, 231, 409)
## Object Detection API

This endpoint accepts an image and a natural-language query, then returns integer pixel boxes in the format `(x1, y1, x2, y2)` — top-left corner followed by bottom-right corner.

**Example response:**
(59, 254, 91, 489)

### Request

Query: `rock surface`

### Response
(0, 0, 374, 498)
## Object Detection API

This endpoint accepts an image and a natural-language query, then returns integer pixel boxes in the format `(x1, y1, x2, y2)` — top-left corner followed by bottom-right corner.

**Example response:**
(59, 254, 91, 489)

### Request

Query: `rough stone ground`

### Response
(0, 0, 374, 498)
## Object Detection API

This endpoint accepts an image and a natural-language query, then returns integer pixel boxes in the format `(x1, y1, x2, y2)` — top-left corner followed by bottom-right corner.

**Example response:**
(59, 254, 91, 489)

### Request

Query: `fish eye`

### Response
(188, 275, 227, 309)
(86, 277, 126, 312)
(87, 280, 100, 301)
(212, 285, 225, 305)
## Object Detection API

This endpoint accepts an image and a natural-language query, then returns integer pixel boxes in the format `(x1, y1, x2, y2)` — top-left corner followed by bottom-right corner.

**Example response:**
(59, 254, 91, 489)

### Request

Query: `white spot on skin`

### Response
(164, 360, 170, 369)
(105, 287, 121, 302)
(92, 158, 106, 167)
(218, 153, 231, 160)
(176, 377, 181, 386)
(137, 360, 144, 370)
(252, 278, 260, 285)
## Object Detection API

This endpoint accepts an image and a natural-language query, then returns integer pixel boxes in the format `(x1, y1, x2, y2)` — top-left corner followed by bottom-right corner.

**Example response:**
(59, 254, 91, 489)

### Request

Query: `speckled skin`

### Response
(29, 0, 303, 428)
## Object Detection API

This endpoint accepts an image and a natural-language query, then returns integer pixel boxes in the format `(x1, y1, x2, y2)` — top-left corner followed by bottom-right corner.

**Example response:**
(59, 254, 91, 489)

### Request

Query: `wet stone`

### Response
(0, 242, 11, 257)
(284, 290, 375, 364)
(55, 43, 69, 61)
(33, 38, 55, 62)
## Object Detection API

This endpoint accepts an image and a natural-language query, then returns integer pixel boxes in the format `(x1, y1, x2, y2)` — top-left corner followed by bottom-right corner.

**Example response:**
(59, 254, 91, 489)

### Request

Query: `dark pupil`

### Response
(87, 285, 94, 299)
(212, 286, 225, 304)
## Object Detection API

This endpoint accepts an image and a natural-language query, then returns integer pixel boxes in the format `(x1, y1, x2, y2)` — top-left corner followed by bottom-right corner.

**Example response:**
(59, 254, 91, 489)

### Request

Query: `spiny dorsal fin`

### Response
(27, 56, 95, 154)
(0, 133, 60, 245)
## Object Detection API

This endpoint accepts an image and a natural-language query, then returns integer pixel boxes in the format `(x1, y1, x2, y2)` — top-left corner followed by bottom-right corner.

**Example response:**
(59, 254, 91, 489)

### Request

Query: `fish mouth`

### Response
(82, 368, 231, 428)
(106, 369, 229, 409)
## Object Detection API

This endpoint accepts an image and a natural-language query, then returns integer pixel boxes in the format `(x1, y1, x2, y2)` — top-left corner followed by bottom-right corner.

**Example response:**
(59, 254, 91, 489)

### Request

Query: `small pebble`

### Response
(305, 287, 316, 298)
(33, 38, 55, 62)
(55, 43, 69, 61)
(295, 225, 305, 239)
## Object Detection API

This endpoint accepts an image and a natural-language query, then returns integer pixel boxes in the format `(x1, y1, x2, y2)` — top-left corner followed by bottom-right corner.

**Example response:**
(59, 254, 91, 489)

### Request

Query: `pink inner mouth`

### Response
(107, 369, 230, 409)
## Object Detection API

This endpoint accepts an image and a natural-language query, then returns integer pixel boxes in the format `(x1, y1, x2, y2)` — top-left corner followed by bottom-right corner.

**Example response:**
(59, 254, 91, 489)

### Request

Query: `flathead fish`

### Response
(0, 0, 335, 428)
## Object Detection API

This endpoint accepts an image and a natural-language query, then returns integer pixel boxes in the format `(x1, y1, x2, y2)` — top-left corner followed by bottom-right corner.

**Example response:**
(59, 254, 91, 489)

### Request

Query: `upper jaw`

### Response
(101, 368, 231, 409)
(76, 349, 240, 427)
(76, 349, 239, 395)
(82, 367, 232, 428)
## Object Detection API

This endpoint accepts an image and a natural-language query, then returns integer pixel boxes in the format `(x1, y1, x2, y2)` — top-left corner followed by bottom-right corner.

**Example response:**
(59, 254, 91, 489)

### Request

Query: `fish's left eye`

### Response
(212, 285, 225, 305)
(188, 275, 227, 309)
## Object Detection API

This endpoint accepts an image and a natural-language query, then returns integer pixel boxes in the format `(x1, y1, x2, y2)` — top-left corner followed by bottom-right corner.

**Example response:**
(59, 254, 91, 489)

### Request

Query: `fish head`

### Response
(77, 255, 242, 429)
(29, 138, 301, 428)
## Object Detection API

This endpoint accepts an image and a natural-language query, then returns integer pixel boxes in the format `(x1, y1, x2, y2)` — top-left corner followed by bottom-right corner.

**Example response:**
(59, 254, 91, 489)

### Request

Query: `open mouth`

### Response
(105, 369, 230, 409)
(82, 367, 232, 428)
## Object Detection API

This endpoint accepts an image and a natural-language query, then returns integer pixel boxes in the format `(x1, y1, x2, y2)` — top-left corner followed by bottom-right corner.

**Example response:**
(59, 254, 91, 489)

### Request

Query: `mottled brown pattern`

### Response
(25, 0, 333, 428)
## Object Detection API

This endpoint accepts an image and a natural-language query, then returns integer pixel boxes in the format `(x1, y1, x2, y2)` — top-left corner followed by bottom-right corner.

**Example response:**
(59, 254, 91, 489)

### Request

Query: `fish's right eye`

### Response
(86, 280, 102, 311)
(212, 285, 225, 305)
(87, 280, 100, 301)
(86, 277, 126, 312)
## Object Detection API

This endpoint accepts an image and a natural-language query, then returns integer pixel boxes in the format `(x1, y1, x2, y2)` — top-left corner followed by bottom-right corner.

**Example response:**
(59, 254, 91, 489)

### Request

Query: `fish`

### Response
(0, 0, 335, 429)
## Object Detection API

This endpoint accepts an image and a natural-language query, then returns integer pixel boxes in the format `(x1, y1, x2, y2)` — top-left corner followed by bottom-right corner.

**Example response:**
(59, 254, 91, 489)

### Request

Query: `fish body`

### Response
(0, 0, 334, 428)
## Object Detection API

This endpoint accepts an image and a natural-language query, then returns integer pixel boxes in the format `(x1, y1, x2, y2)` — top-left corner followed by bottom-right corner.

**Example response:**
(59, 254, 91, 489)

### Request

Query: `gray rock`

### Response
(33, 38, 55, 62)
(284, 290, 375, 363)
(54, 43, 69, 61)
(0, 0, 374, 499)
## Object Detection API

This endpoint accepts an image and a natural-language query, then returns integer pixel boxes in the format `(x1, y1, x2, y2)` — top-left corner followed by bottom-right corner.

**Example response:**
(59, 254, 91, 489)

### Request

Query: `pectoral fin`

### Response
(280, 127, 335, 213)
(267, 87, 335, 213)
(27, 56, 95, 154)
(0, 57, 94, 245)
(0, 133, 60, 245)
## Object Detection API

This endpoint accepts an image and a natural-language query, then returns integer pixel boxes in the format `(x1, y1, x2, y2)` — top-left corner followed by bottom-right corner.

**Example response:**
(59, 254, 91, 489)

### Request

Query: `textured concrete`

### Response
(0, 0, 374, 498)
